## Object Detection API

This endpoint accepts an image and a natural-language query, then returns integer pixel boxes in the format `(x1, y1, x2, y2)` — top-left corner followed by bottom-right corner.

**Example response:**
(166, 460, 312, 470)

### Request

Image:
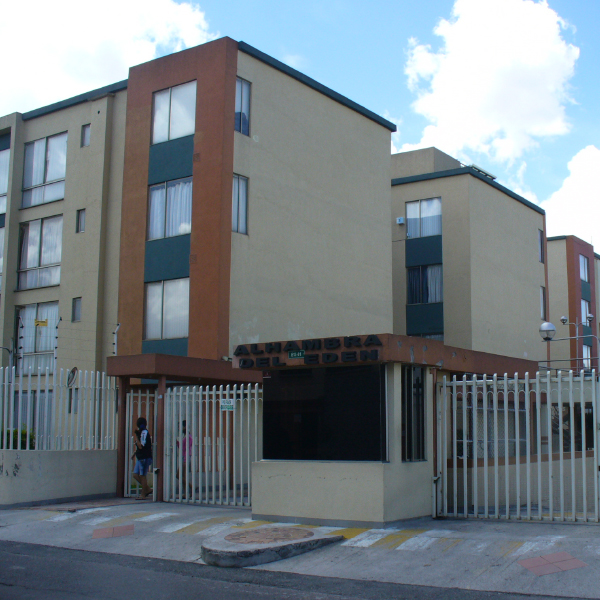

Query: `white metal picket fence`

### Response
(0, 367, 118, 451)
(164, 384, 262, 507)
(437, 370, 599, 523)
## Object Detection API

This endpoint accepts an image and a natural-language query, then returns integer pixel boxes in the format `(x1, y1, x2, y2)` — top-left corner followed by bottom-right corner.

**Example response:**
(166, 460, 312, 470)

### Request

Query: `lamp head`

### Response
(560, 316, 568, 325)
(587, 313, 594, 324)
(540, 321, 557, 341)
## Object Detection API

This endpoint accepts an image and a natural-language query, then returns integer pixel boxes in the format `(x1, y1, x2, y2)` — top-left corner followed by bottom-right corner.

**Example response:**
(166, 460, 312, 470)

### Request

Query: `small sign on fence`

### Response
(220, 398, 235, 411)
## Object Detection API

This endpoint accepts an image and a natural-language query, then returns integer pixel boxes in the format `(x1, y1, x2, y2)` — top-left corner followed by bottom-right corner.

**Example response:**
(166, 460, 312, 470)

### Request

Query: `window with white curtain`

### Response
(144, 278, 189, 339)
(580, 254, 589, 282)
(22, 133, 67, 208)
(406, 198, 442, 238)
(583, 344, 592, 369)
(232, 174, 248, 234)
(18, 216, 63, 290)
(147, 177, 192, 240)
(582, 298, 591, 323)
(152, 81, 196, 144)
(407, 264, 443, 304)
(235, 78, 251, 135)
(0, 147, 9, 214)
(17, 301, 59, 373)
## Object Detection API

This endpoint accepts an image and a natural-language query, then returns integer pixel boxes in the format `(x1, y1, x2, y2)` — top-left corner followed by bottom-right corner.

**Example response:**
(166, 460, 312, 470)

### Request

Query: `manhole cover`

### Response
(225, 527, 314, 544)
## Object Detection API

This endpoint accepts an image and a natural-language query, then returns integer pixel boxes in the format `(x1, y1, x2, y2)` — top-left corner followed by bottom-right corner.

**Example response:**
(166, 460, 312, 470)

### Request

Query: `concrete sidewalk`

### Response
(1, 500, 600, 598)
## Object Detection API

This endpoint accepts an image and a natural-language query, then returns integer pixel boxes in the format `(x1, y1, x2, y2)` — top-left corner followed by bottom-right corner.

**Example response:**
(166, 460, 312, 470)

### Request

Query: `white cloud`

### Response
(541, 146, 600, 244)
(383, 112, 403, 153)
(0, 0, 216, 116)
(403, 0, 579, 163)
(282, 54, 308, 70)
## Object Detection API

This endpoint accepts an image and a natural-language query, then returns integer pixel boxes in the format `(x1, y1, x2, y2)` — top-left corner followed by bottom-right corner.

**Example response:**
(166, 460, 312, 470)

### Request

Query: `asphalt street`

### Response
(0, 540, 586, 600)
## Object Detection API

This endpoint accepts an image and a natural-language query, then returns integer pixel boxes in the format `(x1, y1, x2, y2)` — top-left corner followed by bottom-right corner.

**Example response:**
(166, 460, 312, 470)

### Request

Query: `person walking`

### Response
(132, 417, 153, 500)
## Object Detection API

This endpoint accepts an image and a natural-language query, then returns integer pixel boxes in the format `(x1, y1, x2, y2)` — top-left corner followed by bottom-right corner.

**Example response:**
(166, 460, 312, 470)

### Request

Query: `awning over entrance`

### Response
(107, 353, 262, 386)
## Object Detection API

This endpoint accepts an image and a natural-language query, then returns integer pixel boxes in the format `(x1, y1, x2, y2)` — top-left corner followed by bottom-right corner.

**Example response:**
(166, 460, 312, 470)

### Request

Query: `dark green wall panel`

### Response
(406, 236, 443, 267)
(406, 303, 444, 336)
(142, 338, 188, 356)
(144, 235, 190, 282)
(581, 280, 591, 302)
(148, 135, 194, 185)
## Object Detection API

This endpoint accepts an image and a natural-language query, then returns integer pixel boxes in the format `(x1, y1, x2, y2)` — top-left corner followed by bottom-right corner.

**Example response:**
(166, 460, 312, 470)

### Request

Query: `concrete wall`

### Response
(468, 176, 546, 362)
(391, 147, 460, 179)
(0, 450, 117, 508)
(0, 91, 126, 374)
(229, 51, 393, 352)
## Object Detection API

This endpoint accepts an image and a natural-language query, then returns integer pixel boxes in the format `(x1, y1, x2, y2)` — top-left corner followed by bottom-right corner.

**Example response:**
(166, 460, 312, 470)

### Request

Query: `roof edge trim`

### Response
(22, 80, 129, 121)
(238, 41, 396, 132)
(391, 167, 545, 215)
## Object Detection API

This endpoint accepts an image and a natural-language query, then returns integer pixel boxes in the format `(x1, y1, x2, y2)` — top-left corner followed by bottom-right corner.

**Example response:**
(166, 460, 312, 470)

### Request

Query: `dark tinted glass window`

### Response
(263, 365, 386, 461)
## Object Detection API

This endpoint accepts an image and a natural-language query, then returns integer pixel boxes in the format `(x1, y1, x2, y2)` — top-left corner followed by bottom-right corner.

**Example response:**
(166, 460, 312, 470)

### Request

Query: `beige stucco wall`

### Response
(0, 91, 125, 375)
(547, 239, 570, 368)
(229, 52, 393, 352)
(468, 177, 546, 362)
(391, 174, 473, 350)
(391, 147, 460, 179)
(0, 450, 117, 507)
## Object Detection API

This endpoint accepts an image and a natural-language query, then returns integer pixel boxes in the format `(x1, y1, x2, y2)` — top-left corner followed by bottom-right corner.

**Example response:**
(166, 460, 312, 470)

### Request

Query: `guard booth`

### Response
(233, 333, 537, 527)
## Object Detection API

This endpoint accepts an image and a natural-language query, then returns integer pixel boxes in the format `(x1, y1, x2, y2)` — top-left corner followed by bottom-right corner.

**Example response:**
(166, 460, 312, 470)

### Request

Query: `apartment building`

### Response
(547, 235, 599, 370)
(0, 83, 127, 376)
(390, 147, 549, 364)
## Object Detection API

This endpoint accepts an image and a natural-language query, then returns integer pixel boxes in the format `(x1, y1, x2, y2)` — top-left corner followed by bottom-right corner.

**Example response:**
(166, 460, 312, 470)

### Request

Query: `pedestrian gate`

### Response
(436, 371, 600, 522)
(124, 384, 262, 506)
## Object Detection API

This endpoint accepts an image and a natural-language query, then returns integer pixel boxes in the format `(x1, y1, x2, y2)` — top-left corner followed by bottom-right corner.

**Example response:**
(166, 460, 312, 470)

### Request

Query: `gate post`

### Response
(155, 376, 167, 502)
(116, 376, 130, 498)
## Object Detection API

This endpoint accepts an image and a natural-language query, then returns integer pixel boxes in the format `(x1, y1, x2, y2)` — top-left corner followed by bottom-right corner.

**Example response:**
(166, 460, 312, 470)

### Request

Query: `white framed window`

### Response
(152, 81, 196, 144)
(76, 209, 86, 233)
(81, 124, 91, 147)
(406, 198, 442, 238)
(538, 229, 544, 263)
(144, 278, 189, 340)
(235, 78, 251, 136)
(583, 344, 592, 369)
(407, 265, 443, 304)
(0, 147, 9, 214)
(22, 132, 68, 208)
(232, 174, 248, 234)
(72, 297, 82, 322)
(18, 216, 63, 290)
(17, 301, 59, 373)
(147, 177, 192, 240)
(580, 254, 589, 282)
(582, 299, 591, 323)
(541, 286, 546, 320)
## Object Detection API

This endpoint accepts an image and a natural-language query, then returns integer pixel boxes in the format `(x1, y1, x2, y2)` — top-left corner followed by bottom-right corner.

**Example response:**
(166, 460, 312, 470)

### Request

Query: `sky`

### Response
(1, 0, 598, 245)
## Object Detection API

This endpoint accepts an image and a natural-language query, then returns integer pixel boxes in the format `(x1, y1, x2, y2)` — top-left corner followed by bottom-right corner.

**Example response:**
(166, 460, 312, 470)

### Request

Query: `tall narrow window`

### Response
(540, 286, 546, 320)
(147, 177, 192, 240)
(72, 297, 82, 322)
(582, 299, 591, 323)
(0, 146, 9, 214)
(580, 254, 589, 282)
(22, 133, 68, 207)
(144, 278, 189, 339)
(232, 175, 248, 234)
(235, 78, 251, 135)
(538, 229, 544, 263)
(76, 209, 86, 233)
(402, 366, 425, 462)
(583, 344, 592, 369)
(81, 124, 91, 147)
(18, 216, 63, 290)
(407, 265, 443, 304)
(152, 81, 196, 144)
(17, 301, 59, 373)
(406, 198, 442, 238)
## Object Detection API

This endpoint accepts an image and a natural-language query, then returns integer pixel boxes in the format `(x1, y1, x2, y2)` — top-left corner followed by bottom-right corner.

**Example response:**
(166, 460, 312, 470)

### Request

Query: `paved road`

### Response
(0, 540, 576, 600)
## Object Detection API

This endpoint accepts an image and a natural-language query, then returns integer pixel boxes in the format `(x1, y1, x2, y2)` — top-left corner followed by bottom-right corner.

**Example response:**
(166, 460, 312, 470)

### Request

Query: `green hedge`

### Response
(0, 426, 36, 449)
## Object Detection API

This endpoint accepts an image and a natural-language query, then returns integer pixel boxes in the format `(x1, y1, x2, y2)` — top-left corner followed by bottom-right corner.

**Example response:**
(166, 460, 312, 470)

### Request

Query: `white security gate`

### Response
(164, 384, 262, 506)
(124, 390, 157, 499)
(437, 371, 599, 522)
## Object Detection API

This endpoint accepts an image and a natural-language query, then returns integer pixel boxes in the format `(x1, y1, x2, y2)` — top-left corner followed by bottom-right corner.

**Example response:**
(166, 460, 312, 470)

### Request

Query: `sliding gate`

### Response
(437, 371, 600, 522)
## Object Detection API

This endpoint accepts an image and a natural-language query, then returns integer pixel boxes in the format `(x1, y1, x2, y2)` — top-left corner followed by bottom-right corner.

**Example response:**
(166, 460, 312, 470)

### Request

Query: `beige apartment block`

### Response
(0, 82, 126, 376)
(391, 147, 548, 364)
